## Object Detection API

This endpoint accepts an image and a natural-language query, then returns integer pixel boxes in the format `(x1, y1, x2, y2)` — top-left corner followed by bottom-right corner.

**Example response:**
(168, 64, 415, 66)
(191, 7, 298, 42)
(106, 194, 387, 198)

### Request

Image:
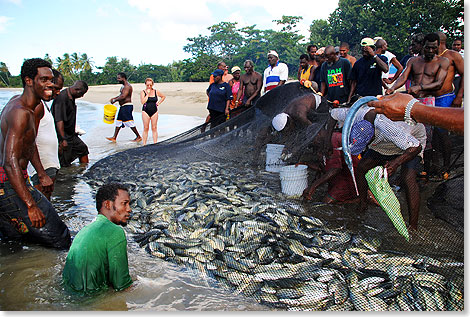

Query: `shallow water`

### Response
(0, 92, 270, 311)
(0, 91, 464, 311)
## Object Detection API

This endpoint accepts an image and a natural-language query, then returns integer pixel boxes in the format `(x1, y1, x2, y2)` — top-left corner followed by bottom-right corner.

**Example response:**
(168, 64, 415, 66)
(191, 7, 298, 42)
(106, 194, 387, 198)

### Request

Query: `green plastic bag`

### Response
(365, 166, 410, 241)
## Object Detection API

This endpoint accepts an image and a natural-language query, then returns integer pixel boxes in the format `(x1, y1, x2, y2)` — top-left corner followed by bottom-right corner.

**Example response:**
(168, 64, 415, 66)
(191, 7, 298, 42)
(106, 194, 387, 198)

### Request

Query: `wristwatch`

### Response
(404, 98, 418, 126)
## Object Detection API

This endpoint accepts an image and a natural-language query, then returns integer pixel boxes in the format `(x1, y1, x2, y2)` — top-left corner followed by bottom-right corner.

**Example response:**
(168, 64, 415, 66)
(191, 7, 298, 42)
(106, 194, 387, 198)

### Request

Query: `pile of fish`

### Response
(87, 160, 464, 311)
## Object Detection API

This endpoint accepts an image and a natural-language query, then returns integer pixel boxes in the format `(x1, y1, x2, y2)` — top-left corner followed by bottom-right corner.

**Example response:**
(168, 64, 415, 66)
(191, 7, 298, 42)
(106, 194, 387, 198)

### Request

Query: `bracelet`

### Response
(404, 98, 418, 126)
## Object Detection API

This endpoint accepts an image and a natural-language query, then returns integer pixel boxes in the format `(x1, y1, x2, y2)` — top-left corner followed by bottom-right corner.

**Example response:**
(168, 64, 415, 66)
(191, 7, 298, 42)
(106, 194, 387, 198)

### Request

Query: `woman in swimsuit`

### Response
(140, 78, 166, 145)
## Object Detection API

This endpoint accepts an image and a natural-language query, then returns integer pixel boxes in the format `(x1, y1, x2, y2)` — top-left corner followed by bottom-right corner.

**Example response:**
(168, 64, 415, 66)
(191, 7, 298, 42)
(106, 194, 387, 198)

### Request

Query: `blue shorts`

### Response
(363, 149, 422, 172)
(435, 92, 455, 108)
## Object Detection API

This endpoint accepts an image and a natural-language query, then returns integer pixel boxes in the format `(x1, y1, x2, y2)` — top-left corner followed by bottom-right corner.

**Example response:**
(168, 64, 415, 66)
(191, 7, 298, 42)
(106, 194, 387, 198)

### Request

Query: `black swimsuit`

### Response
(142, 90, 158, 117)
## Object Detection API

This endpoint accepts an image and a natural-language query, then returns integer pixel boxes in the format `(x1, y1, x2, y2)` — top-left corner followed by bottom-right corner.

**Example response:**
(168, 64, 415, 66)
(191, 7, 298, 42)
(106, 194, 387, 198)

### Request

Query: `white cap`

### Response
(267, 50, 279, 58)
(272, 113, 289, 131)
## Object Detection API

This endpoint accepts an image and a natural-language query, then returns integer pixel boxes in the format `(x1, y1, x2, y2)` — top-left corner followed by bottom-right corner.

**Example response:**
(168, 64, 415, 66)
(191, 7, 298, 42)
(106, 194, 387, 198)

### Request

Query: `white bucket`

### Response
(279, 165, 308, 197)
(265, 144, 286, 172)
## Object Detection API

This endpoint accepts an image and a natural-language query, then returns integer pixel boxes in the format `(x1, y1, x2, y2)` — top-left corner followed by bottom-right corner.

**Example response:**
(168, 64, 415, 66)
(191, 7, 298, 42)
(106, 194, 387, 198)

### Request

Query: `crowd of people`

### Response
(249, 32, 463, 232)
(0, 29, 464, 296)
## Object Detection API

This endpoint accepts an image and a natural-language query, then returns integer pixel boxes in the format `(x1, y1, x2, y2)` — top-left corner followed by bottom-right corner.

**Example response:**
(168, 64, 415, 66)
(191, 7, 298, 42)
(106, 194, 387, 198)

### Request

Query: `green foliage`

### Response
(0, 62, 11, 87)
(2, 6, 462, 88)
(325, 0, 464, 59)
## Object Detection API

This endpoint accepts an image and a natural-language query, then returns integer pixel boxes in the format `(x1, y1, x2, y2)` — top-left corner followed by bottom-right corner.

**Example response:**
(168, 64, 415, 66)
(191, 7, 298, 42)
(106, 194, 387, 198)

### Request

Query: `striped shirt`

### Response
(330, 106, 426, 157)
(263, 61, 289, 94)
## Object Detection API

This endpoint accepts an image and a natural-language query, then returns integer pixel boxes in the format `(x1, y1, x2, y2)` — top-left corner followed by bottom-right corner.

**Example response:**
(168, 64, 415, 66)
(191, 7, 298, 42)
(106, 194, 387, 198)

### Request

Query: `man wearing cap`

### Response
(320, 45, 352, 104)
(262, 50, 289, 95)
(253, 93, 328, 163)
(348, 38, 389, 101)
(328, 105, 426, 230)
(206, 69, 233, 128)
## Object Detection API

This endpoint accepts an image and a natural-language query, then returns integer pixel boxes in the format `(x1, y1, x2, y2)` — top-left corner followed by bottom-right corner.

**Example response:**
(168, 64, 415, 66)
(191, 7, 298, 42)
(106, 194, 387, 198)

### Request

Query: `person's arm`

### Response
(385, 145, 421, 176)
(3, 110, 45, 228)
(385, 57, 403, 84)
(386, 59, 413, 94)
(110, 85, 131, 104)
(297, 67, 302, 81)
(140, 90, 149, 105)
(368, 93, 464, 135)
(156, 90, 166, 106)
(225, 83, 233, 116)
(108, 231, 133, 291)
(303, 167, 341, 200)
(278, 63, 288, 86)
(308, 66, 316, 81)
(452, 52, 465, 107)
(375, 54, 389, 73)
(348, 80, 357, 103)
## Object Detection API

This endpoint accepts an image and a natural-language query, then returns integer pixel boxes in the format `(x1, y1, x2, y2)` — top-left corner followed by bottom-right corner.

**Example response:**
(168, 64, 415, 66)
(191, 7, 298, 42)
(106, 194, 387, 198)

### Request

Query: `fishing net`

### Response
(84, 82, 464, 311)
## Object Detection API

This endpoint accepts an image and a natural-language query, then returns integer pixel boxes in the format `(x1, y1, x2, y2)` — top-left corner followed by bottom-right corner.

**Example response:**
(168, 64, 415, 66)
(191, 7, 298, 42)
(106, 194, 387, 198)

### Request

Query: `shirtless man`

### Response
(339, 42, 356, 67)
(432, 31, 464, 176)
(307, 45, 319, 68)
(106, 72, 142, 142)
(386, 33, 449, 97)
(0, 58, 71, 249)
(386, 33, 450, 178)
(237, 60, 262, 108)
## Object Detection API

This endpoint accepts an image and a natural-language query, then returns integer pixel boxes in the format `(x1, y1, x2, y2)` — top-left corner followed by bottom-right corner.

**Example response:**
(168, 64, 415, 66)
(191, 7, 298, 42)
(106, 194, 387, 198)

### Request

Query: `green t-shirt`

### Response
(62, 214, 133, 294)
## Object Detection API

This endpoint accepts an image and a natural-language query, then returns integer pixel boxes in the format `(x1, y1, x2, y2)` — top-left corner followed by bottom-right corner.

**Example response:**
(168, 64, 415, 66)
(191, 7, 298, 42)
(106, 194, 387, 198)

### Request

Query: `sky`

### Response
(0, 0, 339, 76)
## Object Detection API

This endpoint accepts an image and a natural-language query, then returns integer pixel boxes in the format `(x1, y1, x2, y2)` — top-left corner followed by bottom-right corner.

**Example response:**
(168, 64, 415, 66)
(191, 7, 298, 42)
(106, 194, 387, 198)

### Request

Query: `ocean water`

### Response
(0, 90, 267, 311)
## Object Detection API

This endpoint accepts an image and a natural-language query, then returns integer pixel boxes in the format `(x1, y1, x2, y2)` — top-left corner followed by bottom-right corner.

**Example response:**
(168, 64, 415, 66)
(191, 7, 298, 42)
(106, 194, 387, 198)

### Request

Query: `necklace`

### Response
(439, 49, 448, 56)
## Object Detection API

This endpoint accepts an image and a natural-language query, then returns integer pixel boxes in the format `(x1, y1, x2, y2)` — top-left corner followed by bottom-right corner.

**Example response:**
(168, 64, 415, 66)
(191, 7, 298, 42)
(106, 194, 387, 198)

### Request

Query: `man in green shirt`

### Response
(62, 183, 133, 294)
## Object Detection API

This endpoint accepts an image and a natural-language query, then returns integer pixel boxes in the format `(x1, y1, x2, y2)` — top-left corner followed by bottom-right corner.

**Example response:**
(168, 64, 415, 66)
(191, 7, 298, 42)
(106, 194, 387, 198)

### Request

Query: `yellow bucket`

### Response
(103, 104, 117, 124)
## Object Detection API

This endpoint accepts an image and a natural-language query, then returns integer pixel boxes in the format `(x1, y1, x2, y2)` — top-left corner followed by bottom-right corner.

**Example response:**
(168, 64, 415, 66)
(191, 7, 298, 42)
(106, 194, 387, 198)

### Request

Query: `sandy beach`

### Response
(79, 82, 210, 118)
(0, 82, 211, 118)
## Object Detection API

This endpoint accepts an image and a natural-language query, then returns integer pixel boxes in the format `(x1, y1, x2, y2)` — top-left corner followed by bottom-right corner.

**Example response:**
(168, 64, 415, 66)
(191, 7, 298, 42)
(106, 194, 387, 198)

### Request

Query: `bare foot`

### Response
(106, 137, 116, 143)
(132, 137, 142, 142)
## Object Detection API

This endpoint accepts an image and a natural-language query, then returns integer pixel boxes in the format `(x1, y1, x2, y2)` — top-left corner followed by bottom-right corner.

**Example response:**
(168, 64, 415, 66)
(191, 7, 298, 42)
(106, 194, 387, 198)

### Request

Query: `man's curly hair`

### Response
(20, 58, 52, 87)
(95, 183, 129, 212)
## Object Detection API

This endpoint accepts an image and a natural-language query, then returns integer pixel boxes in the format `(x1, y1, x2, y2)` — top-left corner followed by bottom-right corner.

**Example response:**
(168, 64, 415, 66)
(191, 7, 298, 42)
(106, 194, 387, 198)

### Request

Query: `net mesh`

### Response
(84, 82, 464, 311)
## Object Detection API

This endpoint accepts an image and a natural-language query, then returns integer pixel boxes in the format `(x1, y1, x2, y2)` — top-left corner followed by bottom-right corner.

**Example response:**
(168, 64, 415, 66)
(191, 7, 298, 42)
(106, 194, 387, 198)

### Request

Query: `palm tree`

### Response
(56, 53, 74, 83)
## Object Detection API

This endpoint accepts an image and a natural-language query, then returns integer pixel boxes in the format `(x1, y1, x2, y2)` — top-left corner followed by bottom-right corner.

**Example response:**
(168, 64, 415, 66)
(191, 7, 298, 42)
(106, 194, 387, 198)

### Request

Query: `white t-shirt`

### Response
(263, 62, 289, 94)
(27, 101, 60, 177)
(381, 51, 396, 79)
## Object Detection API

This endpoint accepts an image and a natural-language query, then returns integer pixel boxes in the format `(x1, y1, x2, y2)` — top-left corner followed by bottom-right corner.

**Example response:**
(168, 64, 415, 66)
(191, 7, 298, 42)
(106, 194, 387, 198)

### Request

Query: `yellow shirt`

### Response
(300, 65, 313, 81)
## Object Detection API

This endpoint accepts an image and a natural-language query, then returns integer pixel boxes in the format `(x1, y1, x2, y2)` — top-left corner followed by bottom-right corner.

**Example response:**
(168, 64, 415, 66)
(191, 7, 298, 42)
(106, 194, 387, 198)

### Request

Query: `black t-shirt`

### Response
(350, 55, 388, 96)
(206, 82, 233, 112)
(319, 57, 352, 103)
(51, 89, 77, 140)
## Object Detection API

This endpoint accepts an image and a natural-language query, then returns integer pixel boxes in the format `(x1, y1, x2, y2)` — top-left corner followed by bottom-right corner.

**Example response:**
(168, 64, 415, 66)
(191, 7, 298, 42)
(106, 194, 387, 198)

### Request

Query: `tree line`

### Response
(0, 0, 463, 88)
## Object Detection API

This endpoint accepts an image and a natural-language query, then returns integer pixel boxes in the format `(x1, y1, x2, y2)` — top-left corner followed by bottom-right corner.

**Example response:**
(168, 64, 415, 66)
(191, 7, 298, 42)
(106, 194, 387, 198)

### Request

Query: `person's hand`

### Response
(28, 205, 45, 228)
(407, 85, 420, 95)
(109, 98, 114, 104)
(225, 107, 230, 116)
(302, 187, 314, 201)
(38, 174, 53, 194)
(245, 99, 251, 106)
(383, 78, 393, 85)
(452, 96, 463, 107)
(385, 87, 395, 95)
(364, 46, 375, 57)
(384, 160, 400, 176)
(368, 93, 414, 121)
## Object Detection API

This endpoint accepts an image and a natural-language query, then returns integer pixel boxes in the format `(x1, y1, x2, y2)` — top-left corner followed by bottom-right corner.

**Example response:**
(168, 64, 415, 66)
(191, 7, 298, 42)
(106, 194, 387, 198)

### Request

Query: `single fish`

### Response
(341, 96, 378, 195)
